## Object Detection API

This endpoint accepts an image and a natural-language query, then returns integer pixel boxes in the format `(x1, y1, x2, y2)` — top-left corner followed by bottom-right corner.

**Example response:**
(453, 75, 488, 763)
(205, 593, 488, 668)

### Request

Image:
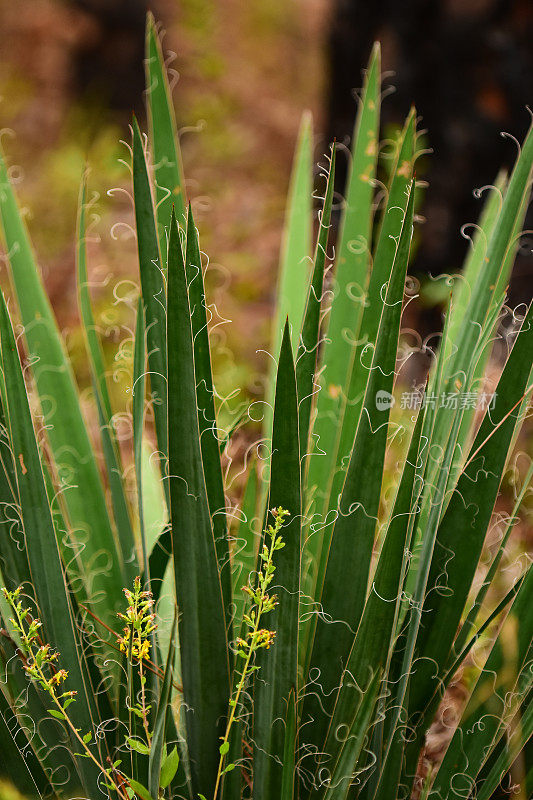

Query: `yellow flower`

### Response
(51, 669, 68, 685)
(138, 640, 151, 660)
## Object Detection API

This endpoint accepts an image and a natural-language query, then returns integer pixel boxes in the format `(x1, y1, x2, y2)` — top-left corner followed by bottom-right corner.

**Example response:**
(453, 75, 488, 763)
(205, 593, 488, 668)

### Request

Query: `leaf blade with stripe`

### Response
(167, 211, 230, 797)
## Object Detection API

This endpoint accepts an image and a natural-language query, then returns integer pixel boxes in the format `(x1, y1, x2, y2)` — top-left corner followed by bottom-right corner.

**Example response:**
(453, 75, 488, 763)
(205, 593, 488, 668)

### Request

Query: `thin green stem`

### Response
(9, 598, 127, 799)
(139, 657, 151, 746)
(119, 577, 156, 752)
(211, 507, 288, 800)
(212, 593, 265, 800)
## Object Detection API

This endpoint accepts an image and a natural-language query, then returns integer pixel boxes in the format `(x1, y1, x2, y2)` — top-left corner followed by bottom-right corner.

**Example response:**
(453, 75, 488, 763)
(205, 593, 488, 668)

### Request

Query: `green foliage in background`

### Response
(0, 14, 532, 800)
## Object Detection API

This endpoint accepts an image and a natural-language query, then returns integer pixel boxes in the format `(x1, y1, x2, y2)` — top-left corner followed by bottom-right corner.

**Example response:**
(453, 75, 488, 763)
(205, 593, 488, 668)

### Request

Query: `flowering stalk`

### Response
(211, 507, 289, 800)
(117, 576, 157, 747)
(2, 587, 128, 799)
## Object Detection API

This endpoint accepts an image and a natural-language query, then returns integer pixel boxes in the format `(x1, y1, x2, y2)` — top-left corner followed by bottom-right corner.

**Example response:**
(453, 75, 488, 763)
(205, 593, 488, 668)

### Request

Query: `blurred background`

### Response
(1, 0, 532, 393)
(0, 2, 531, 787)
(0, 0, 327, 404)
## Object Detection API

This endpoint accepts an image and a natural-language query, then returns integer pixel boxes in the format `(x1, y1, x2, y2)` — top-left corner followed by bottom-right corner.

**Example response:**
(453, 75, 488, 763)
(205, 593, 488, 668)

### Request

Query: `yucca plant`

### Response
(0, 15, 531, 800)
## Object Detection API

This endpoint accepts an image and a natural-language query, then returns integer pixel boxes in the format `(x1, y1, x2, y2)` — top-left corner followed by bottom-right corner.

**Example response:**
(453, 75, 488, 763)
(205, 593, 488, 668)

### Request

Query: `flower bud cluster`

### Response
(117, 575, 156, 661)
(237, 506, 287, 660)
(2, 587, 76, 707)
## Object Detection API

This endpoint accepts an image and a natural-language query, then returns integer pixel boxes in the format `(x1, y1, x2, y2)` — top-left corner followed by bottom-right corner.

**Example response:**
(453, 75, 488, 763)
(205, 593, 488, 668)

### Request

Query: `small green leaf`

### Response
(159, 745, 180, 789)
(47, 708, 67, 720)
(126, 736, 151, 756)
(219, 740, 230, 755)
(128, 778, 157, 800)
